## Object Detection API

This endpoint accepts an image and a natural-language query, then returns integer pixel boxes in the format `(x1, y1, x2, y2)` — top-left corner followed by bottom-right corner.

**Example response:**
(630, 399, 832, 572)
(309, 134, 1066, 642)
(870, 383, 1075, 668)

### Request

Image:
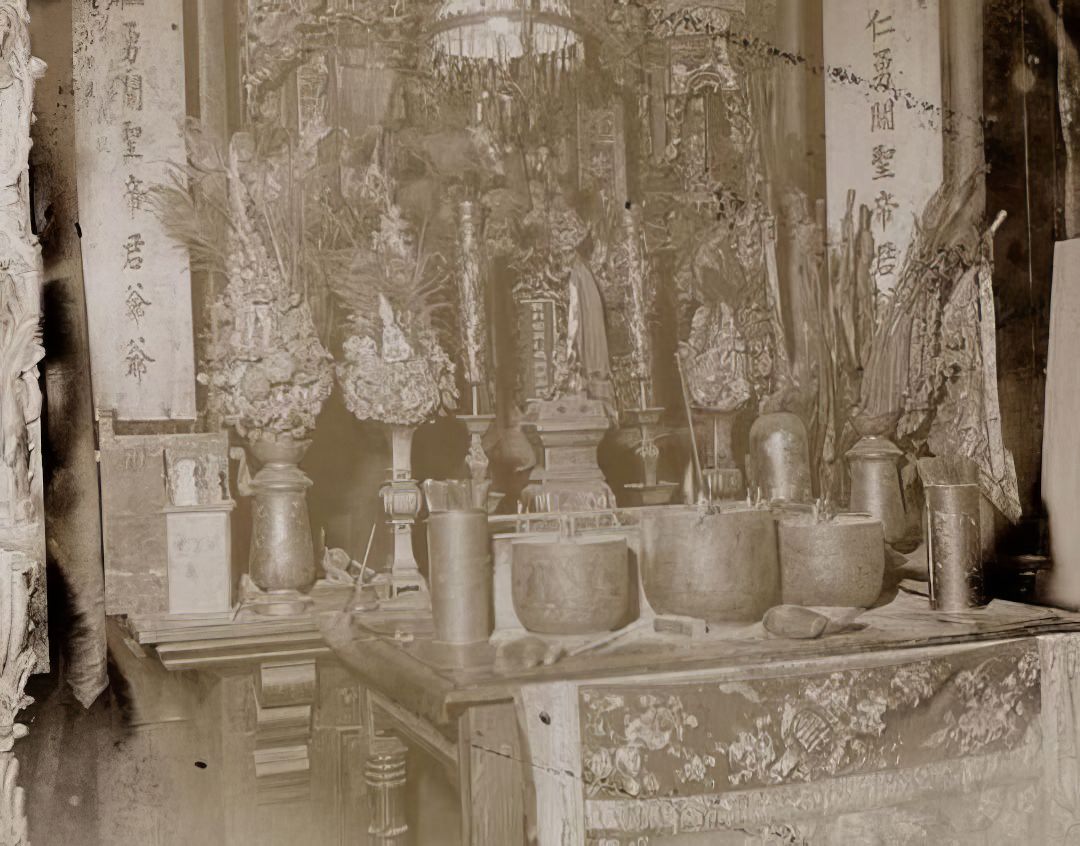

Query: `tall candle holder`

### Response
(694, 405, 745, 500)
(455, 202, 498, 511)
(460, 384, 496, 511)
(378, 424, 429, 608)
(621, 383, 678, 507)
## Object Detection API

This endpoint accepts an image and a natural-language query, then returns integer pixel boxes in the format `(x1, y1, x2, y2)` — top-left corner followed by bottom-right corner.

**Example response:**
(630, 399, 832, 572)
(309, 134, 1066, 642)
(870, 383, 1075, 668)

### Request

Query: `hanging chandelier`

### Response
(427, 0, 583, 90)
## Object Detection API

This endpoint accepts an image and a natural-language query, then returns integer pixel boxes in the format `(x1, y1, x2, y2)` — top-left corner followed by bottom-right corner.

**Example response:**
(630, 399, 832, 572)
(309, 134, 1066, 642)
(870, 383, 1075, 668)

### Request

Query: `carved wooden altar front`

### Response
(307, 585, 1080, 846)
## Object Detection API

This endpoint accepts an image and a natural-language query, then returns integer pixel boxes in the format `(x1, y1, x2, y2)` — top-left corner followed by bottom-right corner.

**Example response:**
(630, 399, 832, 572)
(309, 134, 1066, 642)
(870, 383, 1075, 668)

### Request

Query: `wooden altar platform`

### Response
(123, 585, 1080, 845)
(320, 588, 1080, 724)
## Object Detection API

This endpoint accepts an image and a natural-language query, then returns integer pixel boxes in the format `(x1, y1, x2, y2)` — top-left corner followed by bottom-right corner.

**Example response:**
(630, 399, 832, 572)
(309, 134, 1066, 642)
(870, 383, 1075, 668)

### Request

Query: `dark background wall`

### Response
(985, 0, 1065, 551)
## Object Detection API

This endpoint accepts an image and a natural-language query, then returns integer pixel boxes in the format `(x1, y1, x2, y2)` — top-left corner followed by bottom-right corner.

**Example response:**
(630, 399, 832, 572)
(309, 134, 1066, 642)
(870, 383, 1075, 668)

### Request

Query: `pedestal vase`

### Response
(245, 438, 316, 614)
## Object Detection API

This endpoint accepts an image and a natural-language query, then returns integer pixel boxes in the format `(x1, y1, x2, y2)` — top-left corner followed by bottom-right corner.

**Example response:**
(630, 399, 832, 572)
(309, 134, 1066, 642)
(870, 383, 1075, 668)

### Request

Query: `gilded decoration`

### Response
(580, 640, 1041, 808)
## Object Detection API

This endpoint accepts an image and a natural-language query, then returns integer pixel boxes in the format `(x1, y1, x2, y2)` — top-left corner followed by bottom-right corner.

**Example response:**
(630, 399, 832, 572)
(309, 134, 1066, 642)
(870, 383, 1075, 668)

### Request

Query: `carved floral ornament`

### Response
(0, 2, 43, 843)
(0, 2, 46, 530)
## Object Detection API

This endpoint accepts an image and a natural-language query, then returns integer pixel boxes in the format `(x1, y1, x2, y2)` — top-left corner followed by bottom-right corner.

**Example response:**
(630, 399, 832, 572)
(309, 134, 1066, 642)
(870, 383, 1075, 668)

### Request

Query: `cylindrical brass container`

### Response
(778, 514, 885, 607)
(926, 483, 984, 611)
(427, 510, 492, 645)
(247, 438, 316, 601)
(748, 413, 813, 503)
(640, 505, 780, 622)
(511, 535, 630, 635)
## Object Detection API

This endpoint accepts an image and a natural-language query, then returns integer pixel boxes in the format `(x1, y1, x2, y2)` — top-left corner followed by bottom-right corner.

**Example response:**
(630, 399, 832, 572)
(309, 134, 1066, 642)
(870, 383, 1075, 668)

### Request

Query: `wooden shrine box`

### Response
(162, 445, 234, 614)
(99, 412, 232, 616)
(163, 504, 234, 614)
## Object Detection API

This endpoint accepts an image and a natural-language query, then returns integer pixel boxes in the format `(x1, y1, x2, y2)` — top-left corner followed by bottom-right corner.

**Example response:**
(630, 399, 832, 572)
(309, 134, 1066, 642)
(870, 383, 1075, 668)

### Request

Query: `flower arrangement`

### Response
(337, 293, 457, 426)
(332, 134, 459, 427)
(155, 126, 333, 443)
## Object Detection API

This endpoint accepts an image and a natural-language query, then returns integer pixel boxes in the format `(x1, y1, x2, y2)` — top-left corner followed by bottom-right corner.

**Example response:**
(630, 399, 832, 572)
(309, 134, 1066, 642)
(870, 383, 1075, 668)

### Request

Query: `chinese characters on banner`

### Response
(823, 0, 944, 292)
(73, 0, 196, 419)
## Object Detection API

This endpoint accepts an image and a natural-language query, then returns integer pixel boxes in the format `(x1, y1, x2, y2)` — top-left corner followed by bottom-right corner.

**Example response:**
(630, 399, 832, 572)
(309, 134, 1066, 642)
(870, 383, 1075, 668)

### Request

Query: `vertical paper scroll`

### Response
(73, 0, 195, 419)
(823, 1, 944, 292)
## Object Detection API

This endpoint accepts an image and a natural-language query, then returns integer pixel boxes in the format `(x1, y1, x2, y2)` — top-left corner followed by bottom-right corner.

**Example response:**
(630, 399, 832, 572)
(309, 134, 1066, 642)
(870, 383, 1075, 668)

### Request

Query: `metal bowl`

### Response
(511, 535, 631, 635)
(778, 513, 884, 607)
(640, 505, 780, 622)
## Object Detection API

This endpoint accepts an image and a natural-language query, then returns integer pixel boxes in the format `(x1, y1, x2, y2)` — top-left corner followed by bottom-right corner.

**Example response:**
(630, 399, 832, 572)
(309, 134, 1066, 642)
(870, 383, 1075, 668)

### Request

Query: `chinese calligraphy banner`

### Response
(73, 0, 195, 420)
(823, 0, 944, 292)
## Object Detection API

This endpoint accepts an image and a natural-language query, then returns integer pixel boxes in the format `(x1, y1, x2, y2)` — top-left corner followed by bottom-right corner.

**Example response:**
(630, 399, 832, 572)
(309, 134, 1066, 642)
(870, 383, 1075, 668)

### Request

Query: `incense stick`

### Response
(675, 351, 705, 502)
(358, 522, 377, 585)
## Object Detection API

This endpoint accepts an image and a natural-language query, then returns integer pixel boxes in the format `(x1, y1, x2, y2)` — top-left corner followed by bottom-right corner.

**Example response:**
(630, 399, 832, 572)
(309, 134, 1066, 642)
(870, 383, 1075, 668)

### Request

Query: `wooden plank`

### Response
(444, 620, 1080, 716)
(458, 703, 525, 846)
(131, 613, 315, 643)
(320, 611, 457, 725)
(1040, 238, 1080, 610)
(310, 727, 345, 846)
(73, 0, 197, 419)
(518, 683, 583, 845)
(822, 0, 943, 293)
(212, 672, 259, 845)
(154, 635, 329, 672)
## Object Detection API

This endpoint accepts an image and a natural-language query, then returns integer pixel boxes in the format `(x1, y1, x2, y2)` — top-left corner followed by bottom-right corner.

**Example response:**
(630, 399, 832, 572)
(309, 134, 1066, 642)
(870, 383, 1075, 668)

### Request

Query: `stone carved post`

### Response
(0, 2, 46, 841)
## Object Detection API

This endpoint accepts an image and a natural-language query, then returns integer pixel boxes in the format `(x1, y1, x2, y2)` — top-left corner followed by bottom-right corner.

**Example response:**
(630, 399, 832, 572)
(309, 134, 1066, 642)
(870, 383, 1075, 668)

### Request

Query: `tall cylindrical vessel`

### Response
(847, 436, 906, 545)
(778, 514, 884, 607)
(749, 412, 813, 503)
(926, 482, 984, 611)
(427, 510, 493, 645)
(248, 438, 316, 596)
(640, 505, 780, 622)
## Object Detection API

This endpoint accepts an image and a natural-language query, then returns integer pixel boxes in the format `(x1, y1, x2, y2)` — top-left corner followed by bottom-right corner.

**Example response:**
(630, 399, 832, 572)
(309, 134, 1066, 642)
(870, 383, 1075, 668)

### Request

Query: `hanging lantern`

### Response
(427, 0, 583, 94)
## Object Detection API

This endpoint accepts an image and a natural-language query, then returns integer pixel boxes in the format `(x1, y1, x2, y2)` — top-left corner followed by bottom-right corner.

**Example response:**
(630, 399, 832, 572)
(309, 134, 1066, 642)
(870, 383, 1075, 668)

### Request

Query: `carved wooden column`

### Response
(365, 733, 408, 846)
(0, 2, 47, 842)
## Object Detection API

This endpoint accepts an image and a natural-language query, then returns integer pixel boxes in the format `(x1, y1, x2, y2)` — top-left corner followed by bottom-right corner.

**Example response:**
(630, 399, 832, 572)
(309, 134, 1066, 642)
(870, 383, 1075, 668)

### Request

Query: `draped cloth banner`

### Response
(73, 0, 195, 420)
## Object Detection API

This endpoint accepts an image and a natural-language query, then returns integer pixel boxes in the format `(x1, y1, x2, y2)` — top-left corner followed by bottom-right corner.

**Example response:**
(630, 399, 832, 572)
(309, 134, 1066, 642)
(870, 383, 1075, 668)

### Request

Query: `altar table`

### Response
(320, 590, 1080, 846)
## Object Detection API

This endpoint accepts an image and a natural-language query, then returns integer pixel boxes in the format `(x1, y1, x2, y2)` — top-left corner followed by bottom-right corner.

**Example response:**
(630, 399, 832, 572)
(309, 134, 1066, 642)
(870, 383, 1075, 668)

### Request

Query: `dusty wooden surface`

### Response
(321, 590, 1080, 726)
